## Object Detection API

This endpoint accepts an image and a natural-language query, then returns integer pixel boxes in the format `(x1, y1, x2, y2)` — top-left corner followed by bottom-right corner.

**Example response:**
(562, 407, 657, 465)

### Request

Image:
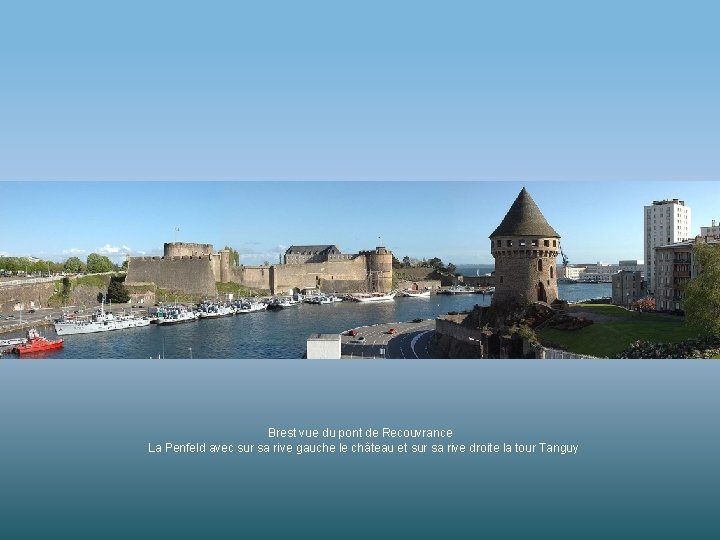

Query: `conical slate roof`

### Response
(490, 187, 560, 238)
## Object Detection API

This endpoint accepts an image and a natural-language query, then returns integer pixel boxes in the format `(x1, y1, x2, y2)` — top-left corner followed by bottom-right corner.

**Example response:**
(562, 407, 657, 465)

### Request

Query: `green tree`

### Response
(428, 257, 444, 270)
(402, 256, 411, 267)
(64, 256, 85, 273)
(86, 253, 114, 273)
(683, 243, 720, 335)
(107, 278, 130, 303)
(446, 262, 457, 275)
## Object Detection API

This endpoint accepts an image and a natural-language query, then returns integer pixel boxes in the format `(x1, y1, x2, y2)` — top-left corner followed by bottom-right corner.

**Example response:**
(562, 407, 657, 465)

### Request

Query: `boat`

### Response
(400, 290, 431, 298)
(267, 297, 301, 310)
(352, 292, 397, 303)
(197, 302, 235, 319)
(156, 306, 198, 325)
(10, 328, 64, 355)
(55, 301, 151, 335)
(0, 337, 27, 347)
(438, 286, 474, 295)
(235, 300, 267, 314)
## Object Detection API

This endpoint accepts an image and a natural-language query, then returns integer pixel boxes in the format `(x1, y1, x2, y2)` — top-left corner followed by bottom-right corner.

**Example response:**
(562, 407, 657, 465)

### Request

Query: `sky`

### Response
(0, 1, 718, 182)
(1, 181, 718, 265)
(0, 2, 717, 261)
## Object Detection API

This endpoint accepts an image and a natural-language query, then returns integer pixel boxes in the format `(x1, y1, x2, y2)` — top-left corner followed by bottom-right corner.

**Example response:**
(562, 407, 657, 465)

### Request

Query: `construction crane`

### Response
(559, 242, 569, 279)
(559, 242, 569, 267)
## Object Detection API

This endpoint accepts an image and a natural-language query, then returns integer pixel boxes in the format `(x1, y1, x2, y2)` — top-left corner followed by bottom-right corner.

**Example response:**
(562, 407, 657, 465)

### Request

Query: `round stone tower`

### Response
(366, 246, 393, 292)
(490, 187, 560, 312)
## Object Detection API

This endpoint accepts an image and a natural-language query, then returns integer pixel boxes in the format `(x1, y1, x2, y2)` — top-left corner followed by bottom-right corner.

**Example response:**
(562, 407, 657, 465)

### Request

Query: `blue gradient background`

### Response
(1, 360, 717, 536)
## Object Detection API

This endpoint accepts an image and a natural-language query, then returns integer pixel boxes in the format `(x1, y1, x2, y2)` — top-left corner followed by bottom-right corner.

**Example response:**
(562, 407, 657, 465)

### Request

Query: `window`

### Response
(531, 239, 538, 247)
(499, 276, 504, 284)
(550, 266, 554, 278)
(496, 239, 501, 247)
(506, 240, 513, 247)
(543, 240, 550, 247)
(553, 240, 557, 247)
(537, 259, 543, 272)
(519, 240, 526, 247)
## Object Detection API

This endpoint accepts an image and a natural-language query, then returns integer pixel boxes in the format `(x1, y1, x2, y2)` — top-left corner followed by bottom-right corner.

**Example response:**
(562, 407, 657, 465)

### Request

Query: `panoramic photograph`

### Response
(2, 180, 719, 359)
(2, 0, 718, 537)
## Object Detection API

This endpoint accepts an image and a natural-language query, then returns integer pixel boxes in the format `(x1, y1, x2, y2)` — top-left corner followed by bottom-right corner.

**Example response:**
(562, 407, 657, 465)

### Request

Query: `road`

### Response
(341, 319, 437, 359)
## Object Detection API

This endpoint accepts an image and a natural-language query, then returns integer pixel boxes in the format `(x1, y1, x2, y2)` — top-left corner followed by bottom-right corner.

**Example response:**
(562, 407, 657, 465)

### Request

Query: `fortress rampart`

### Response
(126, 243, 393, 296)
(126, 256, 217, 297)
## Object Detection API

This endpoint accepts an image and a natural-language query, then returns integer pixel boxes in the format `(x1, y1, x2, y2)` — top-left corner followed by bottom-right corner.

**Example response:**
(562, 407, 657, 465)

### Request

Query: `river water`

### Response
(6, 282, 610, 359)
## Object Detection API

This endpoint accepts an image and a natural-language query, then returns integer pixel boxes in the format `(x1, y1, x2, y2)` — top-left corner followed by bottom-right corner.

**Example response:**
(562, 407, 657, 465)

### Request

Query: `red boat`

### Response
(11, 328, 64, 355)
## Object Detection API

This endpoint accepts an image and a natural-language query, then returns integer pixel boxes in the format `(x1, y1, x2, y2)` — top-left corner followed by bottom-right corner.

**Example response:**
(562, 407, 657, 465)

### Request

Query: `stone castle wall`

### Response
(126, 257, 217, 297)
(228, 266, 271, 291)
(0, 282, 56, 312)
(127, 246, 393, 296)
(272, 257, 369, 294)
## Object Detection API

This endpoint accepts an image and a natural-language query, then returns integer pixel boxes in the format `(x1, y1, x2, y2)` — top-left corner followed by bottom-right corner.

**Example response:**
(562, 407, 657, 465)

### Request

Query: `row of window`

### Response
(495, 239, 557, 248)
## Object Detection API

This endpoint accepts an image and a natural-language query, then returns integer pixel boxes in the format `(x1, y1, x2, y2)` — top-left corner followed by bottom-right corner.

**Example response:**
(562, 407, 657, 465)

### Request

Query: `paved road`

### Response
(341, 319, 437, 359)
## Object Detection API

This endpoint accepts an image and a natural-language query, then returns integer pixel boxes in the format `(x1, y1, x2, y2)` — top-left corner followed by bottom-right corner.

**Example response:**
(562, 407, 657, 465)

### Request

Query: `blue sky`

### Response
(1, 181, 717, 265)
(0, 2, 717, 262)
(0, 1, 718, 181)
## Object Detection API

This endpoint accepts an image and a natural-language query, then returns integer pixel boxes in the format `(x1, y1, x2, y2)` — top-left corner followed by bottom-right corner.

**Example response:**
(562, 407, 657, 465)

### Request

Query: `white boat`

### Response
(197, 302, 235, 319)
(439, 286, 474, 295)
(155, 306, 198, 325)
(0, 337, 27, 347)
(235, 301, 266, 314)
(352, 292, 397, 303)
(55, 302, 151, 335)
(401, 290, 431, 298)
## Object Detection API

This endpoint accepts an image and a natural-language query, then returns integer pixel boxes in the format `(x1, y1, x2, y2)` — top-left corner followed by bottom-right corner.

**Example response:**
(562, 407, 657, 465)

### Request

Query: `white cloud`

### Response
(62, 248, 88, 255)
(237, 244, 287, 264)
(98, 244, 132, 255)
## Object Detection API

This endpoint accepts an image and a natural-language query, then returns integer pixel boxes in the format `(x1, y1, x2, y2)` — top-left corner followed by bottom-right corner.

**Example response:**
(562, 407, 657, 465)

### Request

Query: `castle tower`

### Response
(219, 249, 232, 283)
(164, 242, 214, 258)
(490, 188, 560, 311)
(366, 246, 393, 292)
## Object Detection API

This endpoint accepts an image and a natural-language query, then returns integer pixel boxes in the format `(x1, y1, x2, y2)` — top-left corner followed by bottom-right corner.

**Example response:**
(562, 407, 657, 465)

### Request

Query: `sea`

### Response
(6, 265, 610, 358)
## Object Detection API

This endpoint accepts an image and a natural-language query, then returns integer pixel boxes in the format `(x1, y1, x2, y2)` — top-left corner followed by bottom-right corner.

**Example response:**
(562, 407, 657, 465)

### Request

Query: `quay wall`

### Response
(434, 315, 534, 359)
(0, 282, 56, 312)
(126, 257, 217, 297)
(434, 316, 487, 358)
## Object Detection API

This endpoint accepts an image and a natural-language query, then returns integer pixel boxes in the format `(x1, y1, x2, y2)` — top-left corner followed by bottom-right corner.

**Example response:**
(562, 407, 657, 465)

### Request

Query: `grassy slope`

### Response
(538, 304, 703, 357)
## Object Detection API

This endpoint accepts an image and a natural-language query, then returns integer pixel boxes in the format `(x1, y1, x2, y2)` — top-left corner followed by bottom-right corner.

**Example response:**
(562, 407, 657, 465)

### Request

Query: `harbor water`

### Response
(4, 282, 610, 359)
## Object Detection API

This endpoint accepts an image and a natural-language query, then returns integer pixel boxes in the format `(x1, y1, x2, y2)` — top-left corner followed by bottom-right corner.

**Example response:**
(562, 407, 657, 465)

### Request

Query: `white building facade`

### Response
(644, 199, 691, 294)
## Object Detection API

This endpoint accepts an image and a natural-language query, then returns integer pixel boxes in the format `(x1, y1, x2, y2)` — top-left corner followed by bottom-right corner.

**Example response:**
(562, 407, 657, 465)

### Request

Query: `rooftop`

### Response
(490, 187, 560, 238)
